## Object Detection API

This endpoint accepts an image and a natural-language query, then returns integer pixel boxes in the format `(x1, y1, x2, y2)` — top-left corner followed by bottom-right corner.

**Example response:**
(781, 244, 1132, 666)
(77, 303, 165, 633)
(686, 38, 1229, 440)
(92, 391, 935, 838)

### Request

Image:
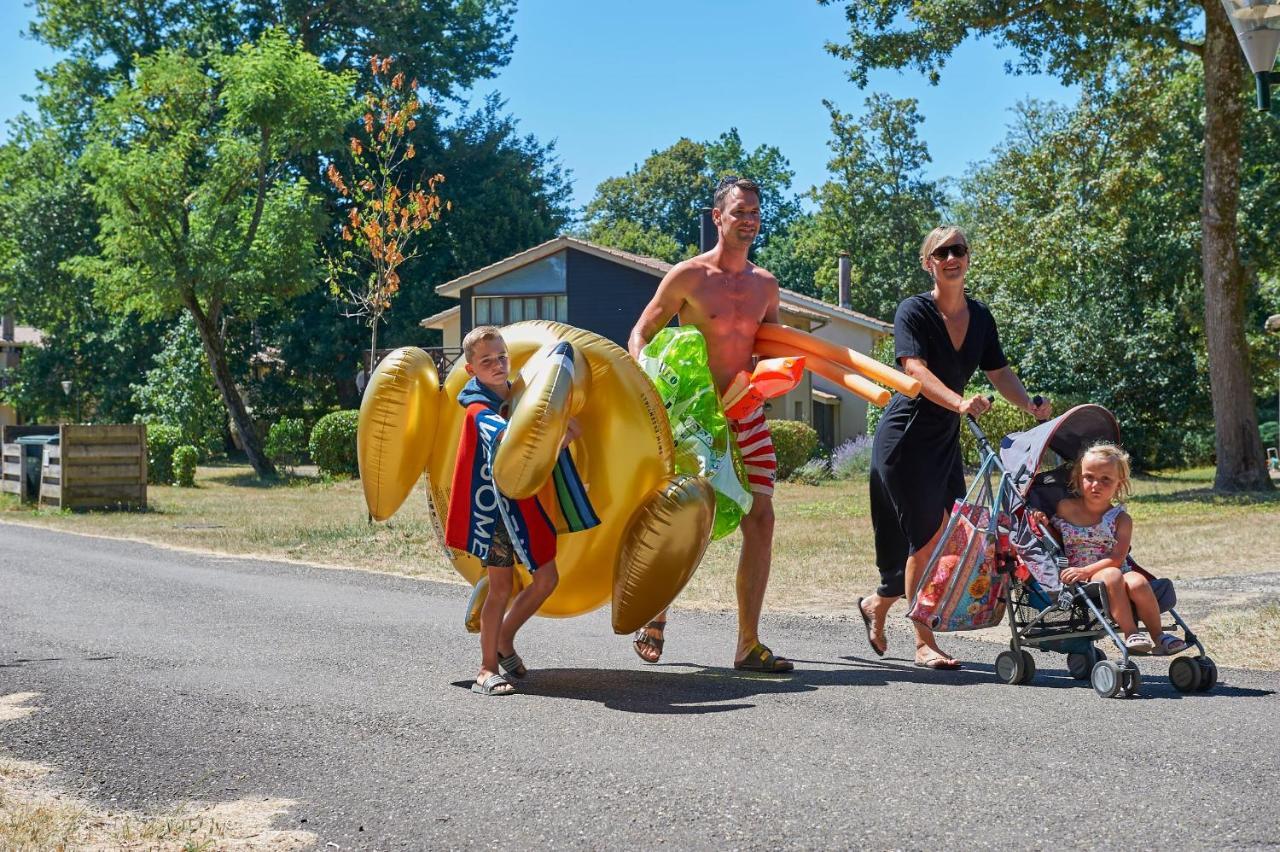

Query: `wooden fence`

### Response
(38, 424, 147, 511)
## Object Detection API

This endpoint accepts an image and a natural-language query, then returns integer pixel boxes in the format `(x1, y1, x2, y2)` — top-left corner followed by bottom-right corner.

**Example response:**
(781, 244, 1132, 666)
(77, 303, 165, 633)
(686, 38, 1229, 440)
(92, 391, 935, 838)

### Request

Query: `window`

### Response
(473, 294, 567, 325)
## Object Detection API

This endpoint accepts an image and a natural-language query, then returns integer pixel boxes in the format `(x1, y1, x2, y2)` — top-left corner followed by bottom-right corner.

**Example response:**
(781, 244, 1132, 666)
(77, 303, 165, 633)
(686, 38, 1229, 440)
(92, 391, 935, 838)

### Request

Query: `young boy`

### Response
(444, 326, 594, 696)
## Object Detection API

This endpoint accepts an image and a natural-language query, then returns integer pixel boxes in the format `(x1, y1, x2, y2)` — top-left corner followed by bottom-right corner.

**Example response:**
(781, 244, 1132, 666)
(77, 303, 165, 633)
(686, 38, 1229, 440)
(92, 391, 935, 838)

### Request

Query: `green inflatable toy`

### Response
(640, 327, 752, 540)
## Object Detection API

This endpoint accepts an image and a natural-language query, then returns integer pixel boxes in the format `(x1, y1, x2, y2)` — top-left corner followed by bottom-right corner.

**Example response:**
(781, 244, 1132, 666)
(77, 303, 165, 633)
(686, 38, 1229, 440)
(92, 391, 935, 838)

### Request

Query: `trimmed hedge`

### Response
(146, 424, 182, 484)
(768, 419, 820, 480)
(173, 445, 198, 487)
(310, 410, 360, 477)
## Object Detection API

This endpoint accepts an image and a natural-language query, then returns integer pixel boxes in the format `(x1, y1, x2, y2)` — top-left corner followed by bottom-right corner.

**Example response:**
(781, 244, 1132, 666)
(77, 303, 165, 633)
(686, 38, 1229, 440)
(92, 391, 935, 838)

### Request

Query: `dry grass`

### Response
(3, 463, 1277, 664)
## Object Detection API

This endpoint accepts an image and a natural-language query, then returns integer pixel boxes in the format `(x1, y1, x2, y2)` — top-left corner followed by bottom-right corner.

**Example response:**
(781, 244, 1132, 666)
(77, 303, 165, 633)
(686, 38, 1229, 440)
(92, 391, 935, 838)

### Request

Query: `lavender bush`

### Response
(831, 435, 873, 479)
(790, 457, 831, 485)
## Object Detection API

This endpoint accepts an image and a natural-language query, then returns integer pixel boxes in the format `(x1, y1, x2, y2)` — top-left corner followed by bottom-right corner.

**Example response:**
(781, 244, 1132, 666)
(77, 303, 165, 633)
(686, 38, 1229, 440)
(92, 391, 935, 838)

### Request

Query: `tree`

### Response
(825, 0, 1271, 489)
(806, 95, 945, 321)
(70, 30, 357, 478)
(0, 119, 168, 425)
(583, 130, 800, 261)
(327, 56, 447, 375)
(956, 59, 1216, 466)
(132, 315, 227, 458)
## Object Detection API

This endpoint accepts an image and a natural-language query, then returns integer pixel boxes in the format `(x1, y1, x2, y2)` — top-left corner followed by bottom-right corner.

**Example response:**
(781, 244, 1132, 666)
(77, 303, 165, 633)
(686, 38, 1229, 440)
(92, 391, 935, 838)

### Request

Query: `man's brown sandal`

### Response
(633, 620, 666, 663)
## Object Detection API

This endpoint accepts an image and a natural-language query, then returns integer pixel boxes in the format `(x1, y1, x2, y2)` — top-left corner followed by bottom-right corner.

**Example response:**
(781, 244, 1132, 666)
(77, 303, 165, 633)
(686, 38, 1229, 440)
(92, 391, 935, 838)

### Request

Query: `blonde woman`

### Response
(856, 226, 1051, 669)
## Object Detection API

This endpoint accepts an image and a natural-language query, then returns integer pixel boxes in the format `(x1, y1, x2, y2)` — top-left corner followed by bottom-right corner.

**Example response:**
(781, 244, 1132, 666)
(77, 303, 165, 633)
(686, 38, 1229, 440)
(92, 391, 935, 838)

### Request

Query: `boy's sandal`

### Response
(1124, 632, 1154, 654)
(633, 620, 666, 663)
(471, 673, 515, 696)
(498, 651, 527, 679)
(734, 642, 794, 673)
(1153, 634, 1188, 655)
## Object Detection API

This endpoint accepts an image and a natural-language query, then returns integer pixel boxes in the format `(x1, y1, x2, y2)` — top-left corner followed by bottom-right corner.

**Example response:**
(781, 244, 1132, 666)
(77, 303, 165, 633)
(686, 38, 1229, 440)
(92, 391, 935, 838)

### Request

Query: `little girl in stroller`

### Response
(1040, 443, 1188, 656)
(909, 403, 1217, 697)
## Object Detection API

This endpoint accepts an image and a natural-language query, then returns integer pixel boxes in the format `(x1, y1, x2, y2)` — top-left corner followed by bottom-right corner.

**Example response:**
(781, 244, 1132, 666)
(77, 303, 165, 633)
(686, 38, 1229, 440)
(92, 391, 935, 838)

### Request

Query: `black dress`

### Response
(869, 292, 1008, 598)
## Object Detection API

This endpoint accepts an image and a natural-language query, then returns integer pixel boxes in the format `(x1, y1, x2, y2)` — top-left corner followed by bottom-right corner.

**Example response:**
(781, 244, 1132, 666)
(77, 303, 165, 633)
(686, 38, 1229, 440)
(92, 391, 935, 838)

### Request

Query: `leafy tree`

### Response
(0, 120, 166, 424)
(583, 130, 800, 261)
(327, 55, 448, 374)
(824, 0, 1271, 490)
(131, 315, 226, 458)
(70, 31, 357, 478)
(807, 95, 944, 321)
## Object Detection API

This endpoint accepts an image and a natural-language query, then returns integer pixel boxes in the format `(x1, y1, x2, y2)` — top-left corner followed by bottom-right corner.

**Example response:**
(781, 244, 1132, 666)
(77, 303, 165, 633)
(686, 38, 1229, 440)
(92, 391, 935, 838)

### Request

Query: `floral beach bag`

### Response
(907, 501, 1009, 632)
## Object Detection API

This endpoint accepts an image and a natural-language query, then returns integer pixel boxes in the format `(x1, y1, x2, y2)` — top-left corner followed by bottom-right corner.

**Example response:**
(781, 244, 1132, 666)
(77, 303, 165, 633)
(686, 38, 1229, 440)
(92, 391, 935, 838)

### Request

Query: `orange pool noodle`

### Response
(755, 323, 920, 398)
(754, 340, 891, 407)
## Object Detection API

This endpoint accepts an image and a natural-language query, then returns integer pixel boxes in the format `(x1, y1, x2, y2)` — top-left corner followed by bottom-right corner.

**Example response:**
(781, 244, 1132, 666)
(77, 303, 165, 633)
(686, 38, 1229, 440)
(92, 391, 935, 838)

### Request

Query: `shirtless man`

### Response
(627, 176, 792, 673)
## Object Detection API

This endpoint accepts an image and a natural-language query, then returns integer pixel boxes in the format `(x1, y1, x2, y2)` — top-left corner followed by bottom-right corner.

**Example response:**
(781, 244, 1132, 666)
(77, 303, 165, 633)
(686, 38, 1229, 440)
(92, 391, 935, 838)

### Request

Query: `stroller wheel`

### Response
(1018, 650, 1037, 684)
(996, 650, 1025, 685)
(1121, 662, 1142, 697)
(1195, 657, 1218, 692)
(1169, 656, 1202, 693)
(1067, 646, 1102, 681)
(1091, 660, 1123, 698)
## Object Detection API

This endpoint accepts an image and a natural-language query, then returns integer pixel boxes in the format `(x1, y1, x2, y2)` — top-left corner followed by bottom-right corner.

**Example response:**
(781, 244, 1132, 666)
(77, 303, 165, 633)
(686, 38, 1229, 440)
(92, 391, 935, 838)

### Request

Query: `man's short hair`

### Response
(462, 325, 505, 363)
(713, 175, 761, 211)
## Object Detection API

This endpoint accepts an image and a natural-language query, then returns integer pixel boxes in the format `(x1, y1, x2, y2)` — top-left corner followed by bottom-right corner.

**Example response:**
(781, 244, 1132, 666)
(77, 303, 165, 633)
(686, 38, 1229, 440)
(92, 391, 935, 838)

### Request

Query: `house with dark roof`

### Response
(421, 235, 892, 447)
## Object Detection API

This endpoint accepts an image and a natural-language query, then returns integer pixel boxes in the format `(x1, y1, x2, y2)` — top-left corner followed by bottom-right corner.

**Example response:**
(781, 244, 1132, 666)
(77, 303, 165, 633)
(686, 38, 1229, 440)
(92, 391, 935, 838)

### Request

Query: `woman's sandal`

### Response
(633, 620, 666, 663)
(498, 650, 527, 679)
(471, 673, 515, 696)
(857, 597, 887, 657)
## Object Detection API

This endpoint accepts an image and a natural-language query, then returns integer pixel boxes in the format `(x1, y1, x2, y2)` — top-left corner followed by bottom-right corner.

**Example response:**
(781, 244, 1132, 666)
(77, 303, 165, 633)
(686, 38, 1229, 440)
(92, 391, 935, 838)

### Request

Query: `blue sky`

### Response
(2, 2, 1077, 211)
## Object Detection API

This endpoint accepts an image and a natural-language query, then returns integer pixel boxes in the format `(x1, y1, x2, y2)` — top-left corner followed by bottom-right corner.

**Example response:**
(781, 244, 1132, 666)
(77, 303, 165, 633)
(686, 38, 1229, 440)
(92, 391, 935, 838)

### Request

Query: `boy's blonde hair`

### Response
(462, 325, 505, 363)
(1071, 442, 1132, 500)
(919, 225, 968, 270)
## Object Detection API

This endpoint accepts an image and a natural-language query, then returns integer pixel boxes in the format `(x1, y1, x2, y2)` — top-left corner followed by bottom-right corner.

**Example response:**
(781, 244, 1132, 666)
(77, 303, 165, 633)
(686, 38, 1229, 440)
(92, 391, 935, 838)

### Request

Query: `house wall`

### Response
(440, 312, 461, 349)
(564, 249, 662, 347)
(812, 320, 882, 442)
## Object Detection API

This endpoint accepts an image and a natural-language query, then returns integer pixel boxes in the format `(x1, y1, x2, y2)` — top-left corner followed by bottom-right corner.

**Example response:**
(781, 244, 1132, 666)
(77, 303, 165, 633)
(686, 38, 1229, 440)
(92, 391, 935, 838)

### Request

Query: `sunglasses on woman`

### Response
(930, 243, 969, 261)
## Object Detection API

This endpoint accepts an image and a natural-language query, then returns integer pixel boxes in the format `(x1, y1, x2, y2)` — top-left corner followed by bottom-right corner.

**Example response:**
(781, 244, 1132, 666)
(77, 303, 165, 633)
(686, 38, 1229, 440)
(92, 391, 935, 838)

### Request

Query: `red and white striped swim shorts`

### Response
(727, 406, 776, 497)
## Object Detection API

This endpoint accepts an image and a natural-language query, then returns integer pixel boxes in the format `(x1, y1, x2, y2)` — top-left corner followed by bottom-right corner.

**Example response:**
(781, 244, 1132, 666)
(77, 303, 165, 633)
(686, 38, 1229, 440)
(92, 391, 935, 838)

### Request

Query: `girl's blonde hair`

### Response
(919, 225, 969, 270)
(1071, 442, 1132, 501)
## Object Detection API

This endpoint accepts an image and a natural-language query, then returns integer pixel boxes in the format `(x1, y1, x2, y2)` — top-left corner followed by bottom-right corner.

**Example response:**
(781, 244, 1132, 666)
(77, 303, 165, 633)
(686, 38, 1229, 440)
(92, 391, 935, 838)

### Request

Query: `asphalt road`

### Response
(2, 523, 1278, 850)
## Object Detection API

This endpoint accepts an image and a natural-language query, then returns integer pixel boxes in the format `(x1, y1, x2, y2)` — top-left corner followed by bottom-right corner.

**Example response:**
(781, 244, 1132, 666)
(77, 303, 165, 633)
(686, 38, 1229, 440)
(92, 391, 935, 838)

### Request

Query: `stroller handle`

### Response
(964, 395, 1045, 447)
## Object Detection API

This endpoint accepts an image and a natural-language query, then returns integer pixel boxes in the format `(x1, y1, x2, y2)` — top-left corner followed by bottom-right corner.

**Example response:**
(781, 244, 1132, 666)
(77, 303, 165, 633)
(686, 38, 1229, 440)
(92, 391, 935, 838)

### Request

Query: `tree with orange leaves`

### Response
(327, 55, 448, 377)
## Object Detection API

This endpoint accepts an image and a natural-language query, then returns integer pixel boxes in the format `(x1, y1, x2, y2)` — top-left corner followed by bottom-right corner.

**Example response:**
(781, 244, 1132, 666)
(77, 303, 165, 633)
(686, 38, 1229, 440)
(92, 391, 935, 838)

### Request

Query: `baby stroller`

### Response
(910, 403, 1217, 699)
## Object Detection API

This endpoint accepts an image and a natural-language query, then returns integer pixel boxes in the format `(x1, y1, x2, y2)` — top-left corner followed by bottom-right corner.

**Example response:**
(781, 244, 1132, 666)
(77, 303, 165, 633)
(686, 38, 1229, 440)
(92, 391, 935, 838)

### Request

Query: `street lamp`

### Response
(1221, 1, 1280, 110)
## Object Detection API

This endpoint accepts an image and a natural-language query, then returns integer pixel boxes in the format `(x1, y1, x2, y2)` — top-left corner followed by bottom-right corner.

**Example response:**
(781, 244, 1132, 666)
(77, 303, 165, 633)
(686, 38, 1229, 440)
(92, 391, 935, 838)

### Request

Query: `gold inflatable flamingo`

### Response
(358, 321, 716, 634)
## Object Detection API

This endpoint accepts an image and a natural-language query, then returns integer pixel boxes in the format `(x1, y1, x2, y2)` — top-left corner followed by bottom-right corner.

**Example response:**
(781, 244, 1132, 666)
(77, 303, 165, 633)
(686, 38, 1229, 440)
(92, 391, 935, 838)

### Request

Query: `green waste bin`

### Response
(15, 434, 58, 502)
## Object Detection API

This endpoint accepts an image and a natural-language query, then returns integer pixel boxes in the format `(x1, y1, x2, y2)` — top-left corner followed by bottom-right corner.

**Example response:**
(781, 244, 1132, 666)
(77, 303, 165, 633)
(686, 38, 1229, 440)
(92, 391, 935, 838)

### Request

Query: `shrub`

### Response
(146, 424, 183, 484)
(1261, 421, 1278, 452)
(768, 419, 819, 480)
(266, 417, 309, 470)
(309, 410, 360, 477)
(831, 435, 874, 479)
(790, 457, 831, 485)
(959, 394, 1037, 467)
(132, 315, 225, 459)
(173, 445, 198, 487)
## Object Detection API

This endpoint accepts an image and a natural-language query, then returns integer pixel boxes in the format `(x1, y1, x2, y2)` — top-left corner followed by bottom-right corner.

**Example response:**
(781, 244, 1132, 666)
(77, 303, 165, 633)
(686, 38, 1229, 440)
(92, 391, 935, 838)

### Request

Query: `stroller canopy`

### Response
(999, 404, 1120, 496)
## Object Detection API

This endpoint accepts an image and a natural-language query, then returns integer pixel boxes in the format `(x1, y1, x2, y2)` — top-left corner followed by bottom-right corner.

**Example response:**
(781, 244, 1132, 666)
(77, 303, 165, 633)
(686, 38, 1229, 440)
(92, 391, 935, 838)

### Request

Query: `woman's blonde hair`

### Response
(1070, 442, 1132, 501)
(919, 225, 969, 271)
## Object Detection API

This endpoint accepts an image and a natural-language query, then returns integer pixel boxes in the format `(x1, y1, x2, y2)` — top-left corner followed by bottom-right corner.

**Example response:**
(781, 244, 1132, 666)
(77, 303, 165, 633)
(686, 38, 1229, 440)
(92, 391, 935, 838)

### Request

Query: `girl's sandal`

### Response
(1153, 633, 1188, 655)
(633, 620, 666, 663)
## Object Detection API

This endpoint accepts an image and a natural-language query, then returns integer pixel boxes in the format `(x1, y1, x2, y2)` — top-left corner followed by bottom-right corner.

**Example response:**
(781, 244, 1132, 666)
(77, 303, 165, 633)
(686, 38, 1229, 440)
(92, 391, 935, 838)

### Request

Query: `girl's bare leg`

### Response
(1095, 567, 1138, 635)
(1124, 573, 1164, 639)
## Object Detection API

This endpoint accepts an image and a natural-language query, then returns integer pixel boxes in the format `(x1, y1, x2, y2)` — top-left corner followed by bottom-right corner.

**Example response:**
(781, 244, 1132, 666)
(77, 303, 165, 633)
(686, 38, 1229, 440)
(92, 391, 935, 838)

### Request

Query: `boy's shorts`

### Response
(485, 524, 515, 568)
(727, 406, 777, 497)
